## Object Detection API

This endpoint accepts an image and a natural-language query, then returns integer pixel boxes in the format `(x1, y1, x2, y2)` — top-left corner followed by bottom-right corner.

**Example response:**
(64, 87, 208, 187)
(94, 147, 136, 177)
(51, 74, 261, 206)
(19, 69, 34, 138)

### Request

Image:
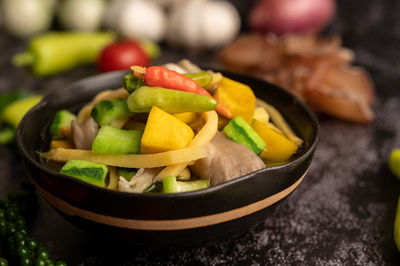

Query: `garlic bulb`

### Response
(105, 0, 167, 42)
(1, 0, 53, 38)
(58, 0, 106, 31)
(148, 0, 186, 7)
(168, 0, 241, 50)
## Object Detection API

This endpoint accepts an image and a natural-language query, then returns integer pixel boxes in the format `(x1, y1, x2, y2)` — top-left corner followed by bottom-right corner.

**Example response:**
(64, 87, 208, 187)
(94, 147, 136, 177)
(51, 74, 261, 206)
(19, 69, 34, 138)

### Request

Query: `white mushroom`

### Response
(190, 132, 265, 186)
(71, 117, 99, 150)
(118, 167, 162, 193)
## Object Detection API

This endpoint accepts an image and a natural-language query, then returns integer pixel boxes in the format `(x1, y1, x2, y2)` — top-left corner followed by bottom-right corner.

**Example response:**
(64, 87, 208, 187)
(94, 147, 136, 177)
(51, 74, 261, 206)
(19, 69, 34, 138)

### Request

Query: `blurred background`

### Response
(0, 0, 379, 124)
(1, 0, 400, 265)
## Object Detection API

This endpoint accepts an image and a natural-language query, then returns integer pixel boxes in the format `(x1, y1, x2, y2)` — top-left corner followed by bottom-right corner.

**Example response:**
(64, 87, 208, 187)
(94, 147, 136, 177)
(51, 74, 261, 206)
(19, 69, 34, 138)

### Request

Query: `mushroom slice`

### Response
(190, 132, 265, 186)
(118, 167, 162, 193)
(71, 117, 99, 150)
(162, 63, 187, 74)
(177, 59, 202, 73)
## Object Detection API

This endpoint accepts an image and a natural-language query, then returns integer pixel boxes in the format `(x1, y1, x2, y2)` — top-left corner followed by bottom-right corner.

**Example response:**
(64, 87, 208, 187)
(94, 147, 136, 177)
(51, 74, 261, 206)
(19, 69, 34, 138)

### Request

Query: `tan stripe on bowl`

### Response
(32, 171, 306, 231)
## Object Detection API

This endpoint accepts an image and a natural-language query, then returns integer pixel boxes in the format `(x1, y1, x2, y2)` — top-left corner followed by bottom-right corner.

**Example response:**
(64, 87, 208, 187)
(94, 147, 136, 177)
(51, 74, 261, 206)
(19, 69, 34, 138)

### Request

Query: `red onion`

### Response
(248, 0, 336, 35)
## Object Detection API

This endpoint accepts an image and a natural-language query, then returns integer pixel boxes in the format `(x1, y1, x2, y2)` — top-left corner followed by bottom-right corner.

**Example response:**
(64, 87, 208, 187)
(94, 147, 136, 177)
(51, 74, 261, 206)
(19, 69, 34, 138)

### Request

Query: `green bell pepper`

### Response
(127, 86, 217, 113)
(12, 31, 116, 76)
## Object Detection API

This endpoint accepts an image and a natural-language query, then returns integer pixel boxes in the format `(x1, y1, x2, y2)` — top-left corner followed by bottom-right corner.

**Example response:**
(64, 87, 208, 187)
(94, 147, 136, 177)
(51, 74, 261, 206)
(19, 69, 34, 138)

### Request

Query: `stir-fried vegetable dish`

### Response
(41, 60, 303, 193)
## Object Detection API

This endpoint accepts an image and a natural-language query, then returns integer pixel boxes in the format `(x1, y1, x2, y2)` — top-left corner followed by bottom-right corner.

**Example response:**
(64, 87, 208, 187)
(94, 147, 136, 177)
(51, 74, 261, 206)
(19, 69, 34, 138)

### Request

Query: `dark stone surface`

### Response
(1, 0, 400, 264)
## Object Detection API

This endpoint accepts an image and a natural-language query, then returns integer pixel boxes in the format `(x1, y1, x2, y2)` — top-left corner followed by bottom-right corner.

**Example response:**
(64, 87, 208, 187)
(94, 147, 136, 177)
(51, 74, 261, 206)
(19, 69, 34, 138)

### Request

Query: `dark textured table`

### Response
(1, 0, 400, 265)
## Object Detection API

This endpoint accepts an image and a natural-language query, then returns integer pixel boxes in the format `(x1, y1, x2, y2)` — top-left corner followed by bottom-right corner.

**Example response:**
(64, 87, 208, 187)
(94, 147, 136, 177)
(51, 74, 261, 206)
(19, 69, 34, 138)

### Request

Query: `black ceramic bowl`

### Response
(17, 70, 318, 247)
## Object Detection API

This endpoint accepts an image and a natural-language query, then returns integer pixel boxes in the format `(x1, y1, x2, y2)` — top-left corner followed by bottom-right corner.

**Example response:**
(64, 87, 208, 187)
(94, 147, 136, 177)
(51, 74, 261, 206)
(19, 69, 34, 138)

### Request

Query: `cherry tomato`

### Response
(97, 41, 150, 72)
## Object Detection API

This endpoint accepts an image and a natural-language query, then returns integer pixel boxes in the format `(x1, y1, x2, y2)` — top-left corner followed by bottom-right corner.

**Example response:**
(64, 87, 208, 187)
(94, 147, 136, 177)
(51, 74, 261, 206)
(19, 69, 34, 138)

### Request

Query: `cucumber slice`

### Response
(117, 167, 137, 181)
(49, 109, 76, 139)
(91, 98, 133, 126)
(92, 126, 143, 154)
(60, 159, 108, 187)
(223, 116, 266, 154)
(162, 176, 209, 193)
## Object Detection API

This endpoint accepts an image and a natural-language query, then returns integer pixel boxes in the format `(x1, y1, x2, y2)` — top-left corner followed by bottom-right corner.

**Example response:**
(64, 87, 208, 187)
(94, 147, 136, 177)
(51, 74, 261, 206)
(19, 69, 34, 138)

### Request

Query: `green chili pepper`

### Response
(0, 92, 40, 145)
(0, 91, 34, 114)
(184, 72, 213, 88)
(1, 96, 42, 128)
(12, 31, 116, 76)
(127, 86, 217, 113)
(138, 39, 161, 60)
(389, 149, 400, 179)
(0, 125, 15, 144)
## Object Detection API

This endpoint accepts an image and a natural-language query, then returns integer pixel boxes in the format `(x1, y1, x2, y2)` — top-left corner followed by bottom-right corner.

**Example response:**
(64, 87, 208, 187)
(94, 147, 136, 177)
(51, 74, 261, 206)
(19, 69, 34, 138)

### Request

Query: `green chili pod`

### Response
(0, 91, 34, 113)
(127, 86, 217, 113)
(0, 125, 15, 144)
(389, 149, 400, 179)
(12, 31, 116, 76)
(1, 96, 42, 128)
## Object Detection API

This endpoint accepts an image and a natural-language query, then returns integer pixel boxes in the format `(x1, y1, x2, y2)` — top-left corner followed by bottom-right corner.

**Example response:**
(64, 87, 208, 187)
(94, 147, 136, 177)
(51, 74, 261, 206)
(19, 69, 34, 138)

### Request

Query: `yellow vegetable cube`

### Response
(252, 119, 298, 162)
(141, 106, 194, 153)
(214, 77, 256, 123)
(50, 140, 73, 150)
(173, 112, 197, 124)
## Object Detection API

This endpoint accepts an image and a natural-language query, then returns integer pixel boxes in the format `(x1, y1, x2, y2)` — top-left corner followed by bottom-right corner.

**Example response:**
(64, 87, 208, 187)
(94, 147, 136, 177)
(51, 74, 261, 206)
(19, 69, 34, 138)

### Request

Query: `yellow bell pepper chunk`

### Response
(174, 112, 197, 124)
(214, 77, 256, 124)
(50, 140, 73, 150)
(252, 119, 298, 162)
(141, 106, 194, 153)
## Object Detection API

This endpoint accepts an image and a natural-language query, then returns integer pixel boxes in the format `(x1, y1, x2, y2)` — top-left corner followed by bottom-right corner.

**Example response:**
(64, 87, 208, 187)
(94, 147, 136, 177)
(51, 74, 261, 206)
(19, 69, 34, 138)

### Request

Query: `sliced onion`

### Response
(248, 0, 336, 35)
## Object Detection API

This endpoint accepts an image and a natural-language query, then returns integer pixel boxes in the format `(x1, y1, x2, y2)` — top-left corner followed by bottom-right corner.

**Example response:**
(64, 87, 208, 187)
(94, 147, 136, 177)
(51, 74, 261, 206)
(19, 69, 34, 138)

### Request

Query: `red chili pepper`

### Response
(131, 66, 232, 118)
